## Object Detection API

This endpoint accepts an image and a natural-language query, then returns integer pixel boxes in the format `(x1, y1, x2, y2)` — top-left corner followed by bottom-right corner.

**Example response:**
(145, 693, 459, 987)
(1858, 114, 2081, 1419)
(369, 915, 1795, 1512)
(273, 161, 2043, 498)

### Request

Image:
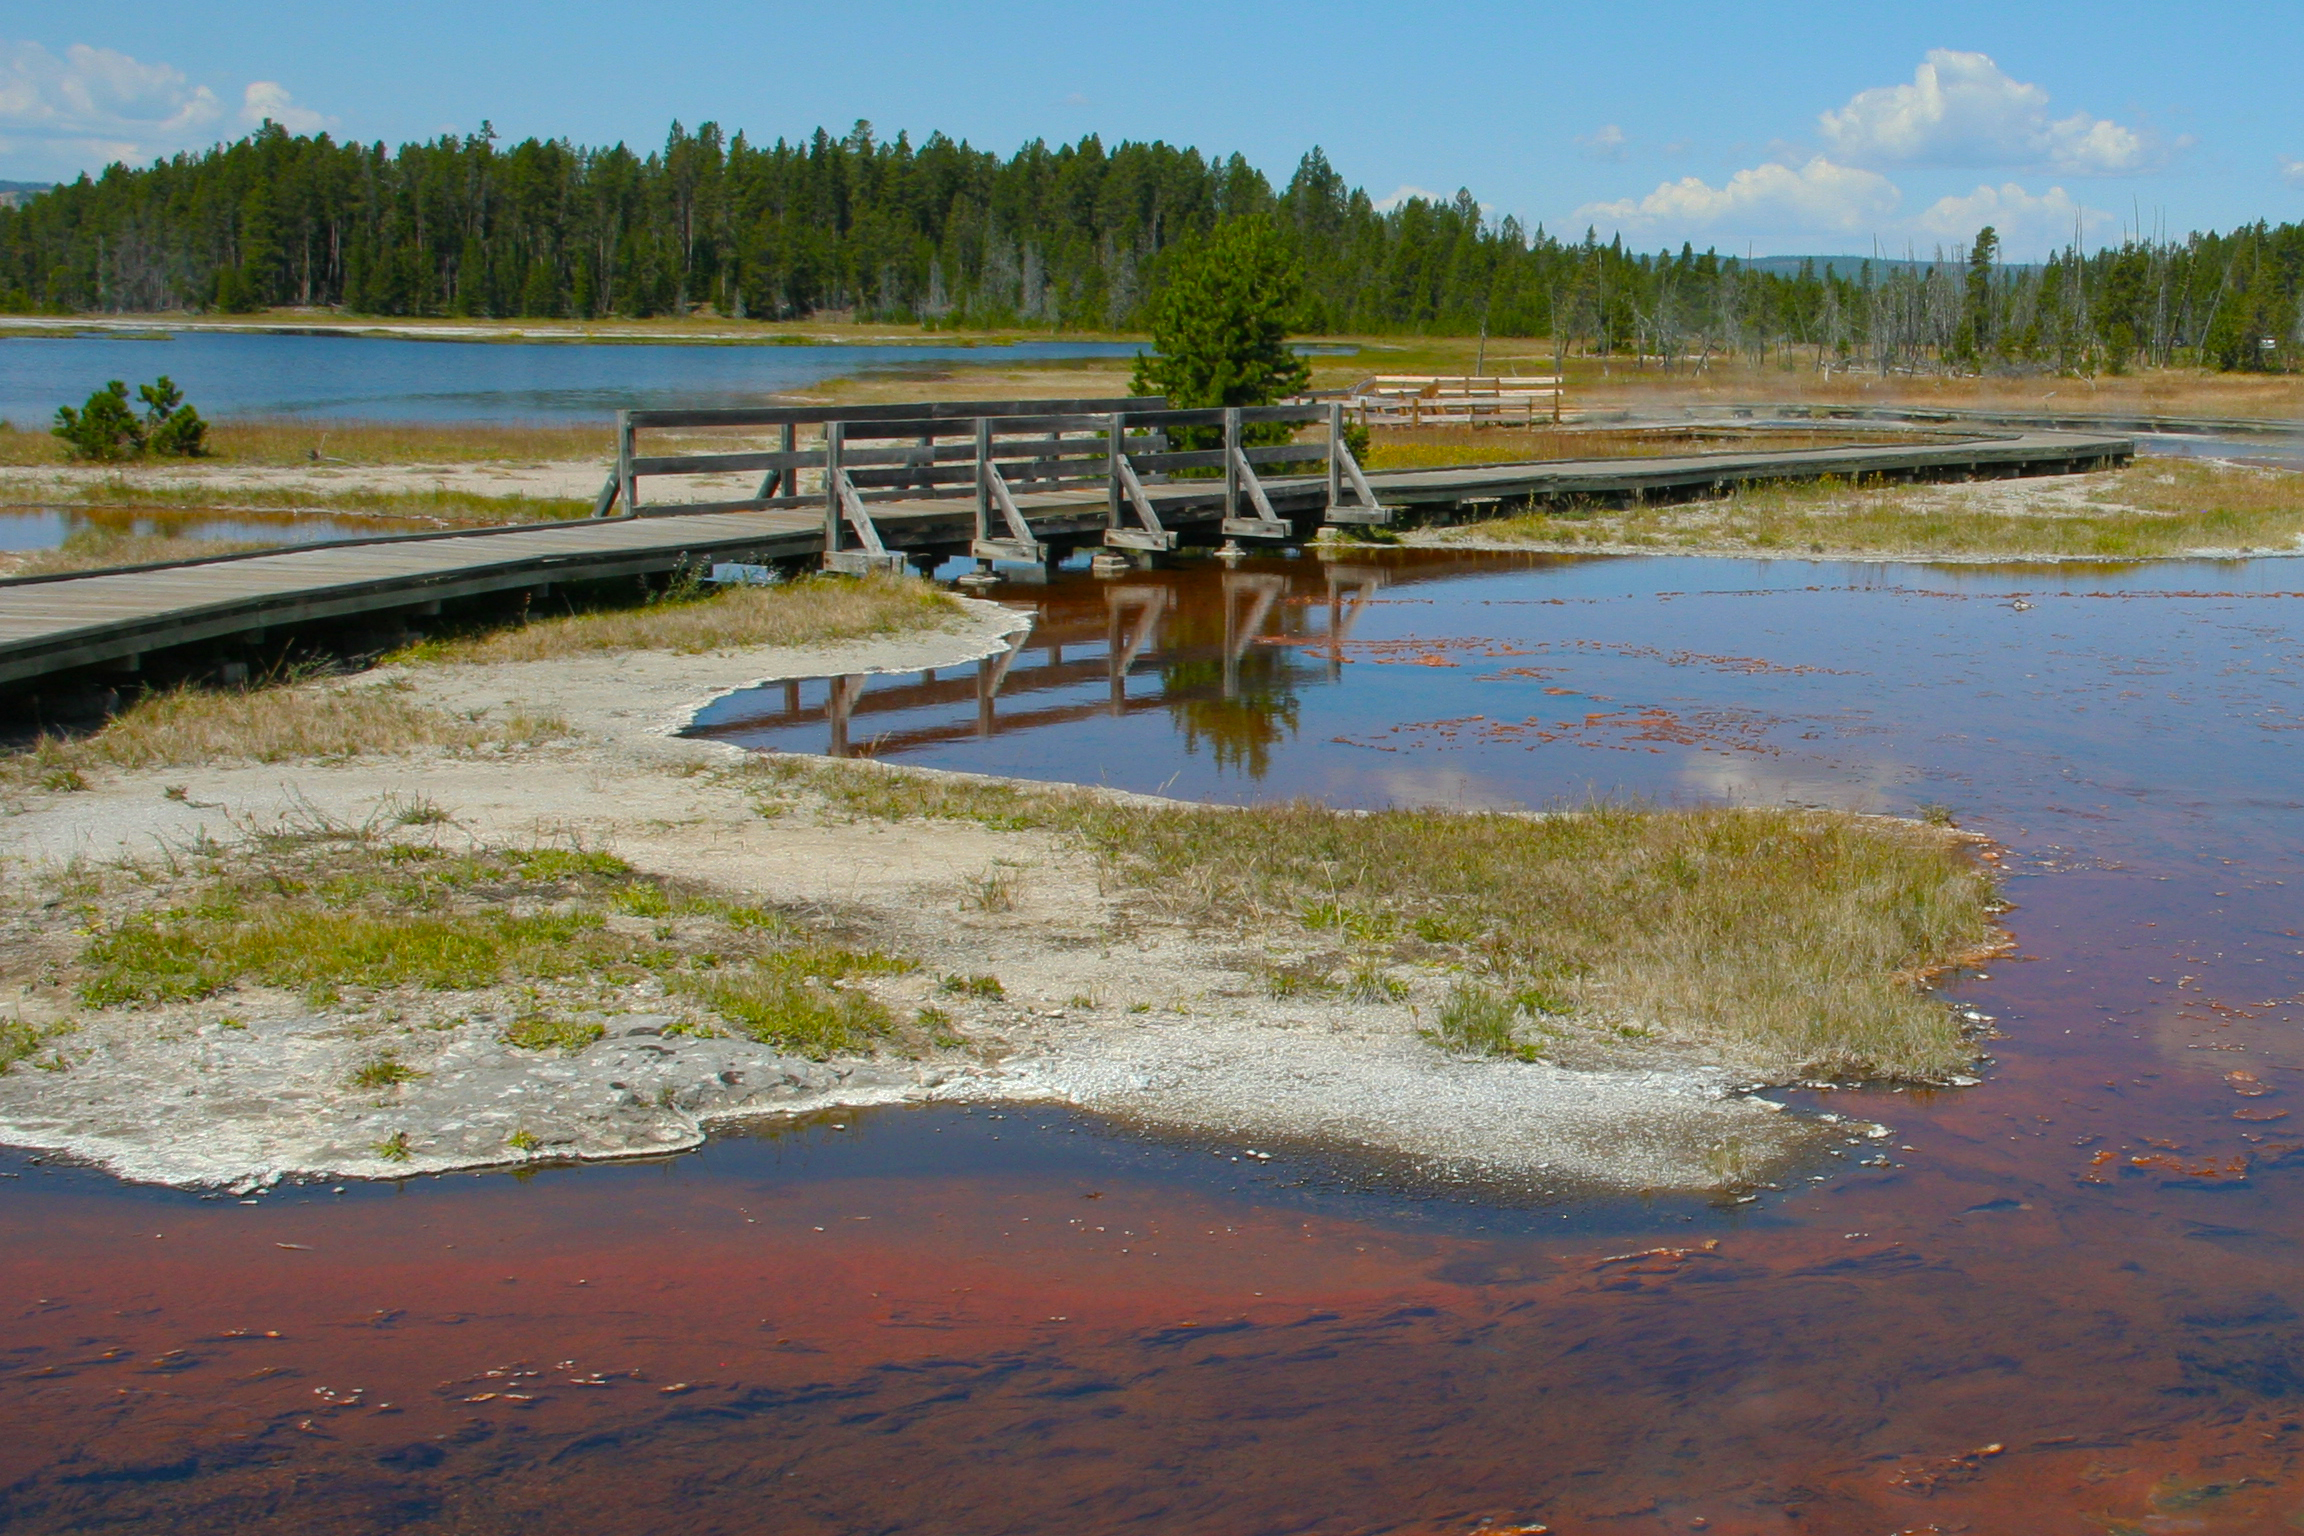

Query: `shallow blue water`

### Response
(0, 331, 1136, 424)
(689, 550, 2304, 867)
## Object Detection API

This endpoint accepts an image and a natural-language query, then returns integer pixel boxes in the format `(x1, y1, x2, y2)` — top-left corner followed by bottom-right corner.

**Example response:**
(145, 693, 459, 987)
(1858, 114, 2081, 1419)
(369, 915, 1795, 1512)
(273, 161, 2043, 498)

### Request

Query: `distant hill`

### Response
(0, 182, 53, 209)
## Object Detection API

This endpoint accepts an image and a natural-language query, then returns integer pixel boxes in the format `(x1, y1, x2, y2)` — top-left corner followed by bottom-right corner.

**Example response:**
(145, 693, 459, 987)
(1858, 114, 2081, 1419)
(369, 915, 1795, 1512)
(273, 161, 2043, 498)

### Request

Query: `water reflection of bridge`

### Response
(687, 557, 1417, 759)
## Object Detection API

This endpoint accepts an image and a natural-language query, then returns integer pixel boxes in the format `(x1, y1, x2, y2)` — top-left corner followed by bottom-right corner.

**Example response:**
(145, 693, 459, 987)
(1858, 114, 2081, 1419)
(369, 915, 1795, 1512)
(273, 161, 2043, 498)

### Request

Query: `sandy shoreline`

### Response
(0, 597, 1842, 1197)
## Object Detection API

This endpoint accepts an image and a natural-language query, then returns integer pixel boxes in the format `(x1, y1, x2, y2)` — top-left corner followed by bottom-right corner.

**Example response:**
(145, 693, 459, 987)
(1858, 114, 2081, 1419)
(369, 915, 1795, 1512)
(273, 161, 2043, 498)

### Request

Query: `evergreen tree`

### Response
(53, 381, 144, 459)
(1130, 218, 1310, 407)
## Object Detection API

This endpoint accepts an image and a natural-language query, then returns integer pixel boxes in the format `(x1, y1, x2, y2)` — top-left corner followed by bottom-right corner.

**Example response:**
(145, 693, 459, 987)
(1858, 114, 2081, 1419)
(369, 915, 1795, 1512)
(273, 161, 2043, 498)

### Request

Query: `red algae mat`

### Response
(12, 550, 2304, 1532)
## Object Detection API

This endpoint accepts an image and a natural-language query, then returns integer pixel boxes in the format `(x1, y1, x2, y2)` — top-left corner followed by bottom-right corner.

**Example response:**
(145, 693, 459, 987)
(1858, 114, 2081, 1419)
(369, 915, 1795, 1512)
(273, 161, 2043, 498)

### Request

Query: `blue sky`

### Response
(5, 1, 2300, 258)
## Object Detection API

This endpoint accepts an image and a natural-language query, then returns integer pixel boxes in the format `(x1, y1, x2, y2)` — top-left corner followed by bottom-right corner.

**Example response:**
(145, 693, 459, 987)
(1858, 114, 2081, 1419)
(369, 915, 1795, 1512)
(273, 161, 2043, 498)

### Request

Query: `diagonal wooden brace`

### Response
(1221, 443, 1291, 538)
(822, 469, 909, 574)
(1105, 455, 1178, 551)
(971, 461, 1046, 563)
(1324, 403, 1391, 526)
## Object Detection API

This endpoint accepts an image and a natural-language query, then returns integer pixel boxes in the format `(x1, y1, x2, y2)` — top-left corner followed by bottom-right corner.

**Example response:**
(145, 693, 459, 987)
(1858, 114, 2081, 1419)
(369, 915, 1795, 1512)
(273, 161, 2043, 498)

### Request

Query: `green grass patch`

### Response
(1424, 981, 1541, 1061)
(77, 906, 640, 1006)
(502, 1014, 607, 1051)
(673, 971, 896, 1059)
(64, 829, 928, 1065)
(349, 1056, 423, 1088)
(0, 1018, 75, 1073)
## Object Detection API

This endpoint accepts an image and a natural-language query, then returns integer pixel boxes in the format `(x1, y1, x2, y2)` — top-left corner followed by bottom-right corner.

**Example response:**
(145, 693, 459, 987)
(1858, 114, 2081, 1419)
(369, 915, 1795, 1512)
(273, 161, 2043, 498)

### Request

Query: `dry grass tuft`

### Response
(746, 759, 2003, 1080)
(5, 679, 566, 791)
(1461, 459, 2304, 558)
(396, 572, 960, 664)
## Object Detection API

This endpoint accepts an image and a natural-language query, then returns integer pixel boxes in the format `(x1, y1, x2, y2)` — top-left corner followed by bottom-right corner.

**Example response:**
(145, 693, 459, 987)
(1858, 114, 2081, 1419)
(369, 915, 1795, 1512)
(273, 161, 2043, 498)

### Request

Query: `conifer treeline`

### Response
(5, 118, 2303, 373)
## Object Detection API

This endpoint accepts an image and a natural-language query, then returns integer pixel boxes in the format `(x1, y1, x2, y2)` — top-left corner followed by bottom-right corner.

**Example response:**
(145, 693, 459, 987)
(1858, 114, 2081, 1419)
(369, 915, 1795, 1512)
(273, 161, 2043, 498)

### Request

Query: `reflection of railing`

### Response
(611, 396, 1389, 573)
(705, 561, 1392, 756)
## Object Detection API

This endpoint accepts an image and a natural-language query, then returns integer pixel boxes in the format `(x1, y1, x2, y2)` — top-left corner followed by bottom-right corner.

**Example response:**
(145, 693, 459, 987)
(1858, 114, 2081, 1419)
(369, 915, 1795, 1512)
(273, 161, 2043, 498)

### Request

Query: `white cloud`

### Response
(1912, 182, 2106, 244)
(241, 81, 333, 135)
(0, 40, 333, 176)
(1373, 183, 1449, 211)
(1577, 124, 1629, 162)
(1576, 156, 1900, 235)
(1819, 49, 2156, 175)
(2282, 156, 2304, 189)
(0, 39, 221, 159)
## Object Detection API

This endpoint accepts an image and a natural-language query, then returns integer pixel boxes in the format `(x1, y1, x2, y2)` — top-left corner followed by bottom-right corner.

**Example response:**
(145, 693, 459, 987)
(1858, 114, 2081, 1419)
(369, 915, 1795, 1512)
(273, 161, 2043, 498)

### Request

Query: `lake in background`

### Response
(0, 331, 1138, 425)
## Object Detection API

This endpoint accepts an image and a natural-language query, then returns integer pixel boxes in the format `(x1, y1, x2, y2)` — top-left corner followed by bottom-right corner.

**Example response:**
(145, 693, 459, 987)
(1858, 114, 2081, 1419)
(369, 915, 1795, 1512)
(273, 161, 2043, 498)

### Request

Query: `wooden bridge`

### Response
(0, 393, 2132, 695)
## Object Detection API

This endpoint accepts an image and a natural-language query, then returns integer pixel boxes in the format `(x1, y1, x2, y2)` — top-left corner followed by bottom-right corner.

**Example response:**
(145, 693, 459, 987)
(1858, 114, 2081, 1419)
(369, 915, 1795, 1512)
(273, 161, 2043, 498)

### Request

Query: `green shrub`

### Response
(51, 376, 207, 461)
(53, 381, 143, 460)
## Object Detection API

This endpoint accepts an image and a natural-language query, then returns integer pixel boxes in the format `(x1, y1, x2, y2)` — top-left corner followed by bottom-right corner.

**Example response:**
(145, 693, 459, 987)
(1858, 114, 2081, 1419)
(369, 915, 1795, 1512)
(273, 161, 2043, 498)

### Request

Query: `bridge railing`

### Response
(613, 396, 1386, 571)
(1345, 374, 1565, 428)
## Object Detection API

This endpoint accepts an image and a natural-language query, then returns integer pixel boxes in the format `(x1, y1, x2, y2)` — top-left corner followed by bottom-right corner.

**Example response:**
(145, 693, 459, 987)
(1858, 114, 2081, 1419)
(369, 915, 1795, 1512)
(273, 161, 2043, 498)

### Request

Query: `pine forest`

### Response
(7, 118, 2304, 375)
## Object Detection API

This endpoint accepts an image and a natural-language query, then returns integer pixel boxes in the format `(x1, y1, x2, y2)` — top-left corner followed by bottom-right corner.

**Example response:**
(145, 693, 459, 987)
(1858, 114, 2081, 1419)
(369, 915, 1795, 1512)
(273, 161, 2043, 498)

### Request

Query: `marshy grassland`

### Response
(748, 758, 2004, 1080)
(1446, 458, 2304, 559)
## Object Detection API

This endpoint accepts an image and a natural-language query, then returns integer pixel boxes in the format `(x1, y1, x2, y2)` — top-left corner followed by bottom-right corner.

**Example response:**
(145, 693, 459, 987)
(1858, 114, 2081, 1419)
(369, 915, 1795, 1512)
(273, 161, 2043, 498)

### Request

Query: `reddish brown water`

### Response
(12, 551, 2304, 1532)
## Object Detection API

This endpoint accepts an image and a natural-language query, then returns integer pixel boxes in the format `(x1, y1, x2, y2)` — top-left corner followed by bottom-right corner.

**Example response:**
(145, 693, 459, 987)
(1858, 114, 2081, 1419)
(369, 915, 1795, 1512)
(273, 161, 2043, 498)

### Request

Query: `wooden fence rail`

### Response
(1346, 374, 1566, 428)
(609, 395, 1391, 571)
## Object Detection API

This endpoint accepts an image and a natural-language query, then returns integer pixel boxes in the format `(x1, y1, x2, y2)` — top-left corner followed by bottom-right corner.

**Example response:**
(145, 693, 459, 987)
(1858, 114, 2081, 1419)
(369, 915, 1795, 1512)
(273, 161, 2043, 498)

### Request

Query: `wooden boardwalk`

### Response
(1, 419, 2131, 691)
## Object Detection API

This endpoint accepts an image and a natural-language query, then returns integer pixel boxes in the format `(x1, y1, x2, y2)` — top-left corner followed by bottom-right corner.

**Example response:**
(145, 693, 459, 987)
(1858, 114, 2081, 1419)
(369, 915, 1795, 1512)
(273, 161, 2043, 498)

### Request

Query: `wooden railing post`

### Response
(1326, 400, 1344, 510)
(616, 412, 636, 518)
(1223, 406, 1241, 522)
(756, 420, 795, 501)
(1106, 411, 1125, 531)
(974, 417, 993, 545)
(823, 421, 845, 553)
